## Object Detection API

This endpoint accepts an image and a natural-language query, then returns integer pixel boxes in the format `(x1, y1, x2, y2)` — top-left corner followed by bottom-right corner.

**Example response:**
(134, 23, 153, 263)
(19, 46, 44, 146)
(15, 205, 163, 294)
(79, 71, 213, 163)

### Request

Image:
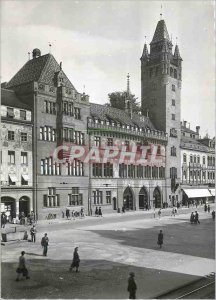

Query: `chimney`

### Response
(183, 120, 187, 127)
(196, 126, 200, 135)
(32, 48, 41, 59)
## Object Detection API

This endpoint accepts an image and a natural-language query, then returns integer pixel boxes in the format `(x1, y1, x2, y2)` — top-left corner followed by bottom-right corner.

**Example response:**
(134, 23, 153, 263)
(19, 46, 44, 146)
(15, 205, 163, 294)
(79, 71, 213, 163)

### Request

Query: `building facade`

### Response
(2, 19, 214, 220)
(180, 121, 215, 204)
(5, 49, 90, 219)
(1, 89, 33, 219)
(88, 101, 167, 214)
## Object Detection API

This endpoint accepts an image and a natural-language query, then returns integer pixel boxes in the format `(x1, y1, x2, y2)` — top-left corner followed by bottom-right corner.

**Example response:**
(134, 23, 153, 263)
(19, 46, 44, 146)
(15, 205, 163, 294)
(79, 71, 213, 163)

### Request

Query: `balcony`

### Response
(88, 122, 168, 142)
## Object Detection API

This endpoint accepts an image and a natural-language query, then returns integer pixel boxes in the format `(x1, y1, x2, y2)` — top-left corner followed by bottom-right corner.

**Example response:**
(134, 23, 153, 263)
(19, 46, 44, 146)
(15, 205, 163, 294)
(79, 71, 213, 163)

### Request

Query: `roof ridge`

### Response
(37, 53, 53, 83)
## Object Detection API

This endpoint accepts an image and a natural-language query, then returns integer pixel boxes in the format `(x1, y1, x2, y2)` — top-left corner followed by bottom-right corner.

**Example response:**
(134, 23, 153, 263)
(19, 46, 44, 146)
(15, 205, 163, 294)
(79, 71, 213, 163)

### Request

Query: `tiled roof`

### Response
(1, 88, 31, 110)
(90, 103, 156, 130)
(6, 54, 76, 90)
(180, 136, 211, 152)
(151, 20, 171, 44)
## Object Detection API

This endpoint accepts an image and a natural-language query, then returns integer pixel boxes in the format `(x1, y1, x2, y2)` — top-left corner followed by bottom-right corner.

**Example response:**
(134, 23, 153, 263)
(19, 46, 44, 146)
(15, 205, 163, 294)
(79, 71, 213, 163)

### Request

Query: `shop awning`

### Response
(22, 174, 29, 181)
(183, 189, 212, 198)
(9, 174, 18, 182)
(209, 189, 215, 196)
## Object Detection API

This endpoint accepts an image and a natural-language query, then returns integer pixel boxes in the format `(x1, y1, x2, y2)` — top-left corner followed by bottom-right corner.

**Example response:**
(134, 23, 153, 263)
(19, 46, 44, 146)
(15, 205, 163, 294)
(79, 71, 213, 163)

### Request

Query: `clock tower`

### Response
(141, 19, 182, 205)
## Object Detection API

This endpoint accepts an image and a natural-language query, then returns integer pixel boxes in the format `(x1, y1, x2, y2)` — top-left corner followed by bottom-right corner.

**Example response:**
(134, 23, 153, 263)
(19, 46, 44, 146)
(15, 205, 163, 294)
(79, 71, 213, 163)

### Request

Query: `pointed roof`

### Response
(151, 20, 171, 44)
(141, 43, 149, 58)
(174, 45, 182, 59)
(6, 53, 76, 90)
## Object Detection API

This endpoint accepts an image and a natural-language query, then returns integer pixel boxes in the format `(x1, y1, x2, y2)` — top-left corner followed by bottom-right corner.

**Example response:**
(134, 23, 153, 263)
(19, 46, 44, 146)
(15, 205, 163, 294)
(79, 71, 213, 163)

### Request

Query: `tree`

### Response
(106, 91, 141, 113)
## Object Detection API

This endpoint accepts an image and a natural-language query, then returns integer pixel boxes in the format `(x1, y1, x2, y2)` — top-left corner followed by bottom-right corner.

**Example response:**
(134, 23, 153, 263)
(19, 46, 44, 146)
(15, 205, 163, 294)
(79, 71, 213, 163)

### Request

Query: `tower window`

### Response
(170, 146, 176, 156)
(172, 99, 175, 106)
(171, 114, 175, 120)
(149, 68, 153, 77)
(170, 67, 173, 77)
(172, 84, 176, 91)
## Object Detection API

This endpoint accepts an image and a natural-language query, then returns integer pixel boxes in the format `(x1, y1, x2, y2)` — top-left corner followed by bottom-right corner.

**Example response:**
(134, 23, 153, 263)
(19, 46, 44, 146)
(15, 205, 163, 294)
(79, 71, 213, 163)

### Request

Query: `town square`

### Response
(1, 0, 215, 299)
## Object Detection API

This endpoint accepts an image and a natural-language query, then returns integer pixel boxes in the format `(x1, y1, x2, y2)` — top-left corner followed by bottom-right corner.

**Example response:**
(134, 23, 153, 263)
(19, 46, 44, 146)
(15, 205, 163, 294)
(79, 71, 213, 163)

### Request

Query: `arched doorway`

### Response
(19, 196, 30, 216)
(139, 187, 148, 210)
(153, 187, 162, 208)
(1, 197, 16, 219)
(123, 187, 134, 210)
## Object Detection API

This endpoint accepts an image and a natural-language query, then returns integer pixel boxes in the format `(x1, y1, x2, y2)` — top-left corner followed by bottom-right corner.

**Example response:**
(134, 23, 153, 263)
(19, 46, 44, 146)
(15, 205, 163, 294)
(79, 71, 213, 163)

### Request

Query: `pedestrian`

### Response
(171, 208, 175, 217)
(1, 212, 7, 228)
(194, 211, 200, 224)
(190, 212, 195, 224)
(30, 225, 36, 242)
(127, 272, 137, 299)
(122, 206, 125, 213)
(157, 230, 163, 248)
(16, 251, 30, 281)
(204, 203, 207, 212)
(69, 247, 80, 272)
(212, 210, 215, 220)
(98, 207, 102, 217)
(95, 206, 98, 217)
(80, 207, 84, 218)
(66, 208, 70, 219)
(207, 204, 210, 213)
(41, 233, 49, 256)
(158, 209, 161, 219)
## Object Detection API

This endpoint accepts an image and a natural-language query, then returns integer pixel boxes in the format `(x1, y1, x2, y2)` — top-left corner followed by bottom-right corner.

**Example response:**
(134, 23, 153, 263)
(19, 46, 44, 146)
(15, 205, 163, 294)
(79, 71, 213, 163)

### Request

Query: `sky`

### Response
(1, 0, 215, 138)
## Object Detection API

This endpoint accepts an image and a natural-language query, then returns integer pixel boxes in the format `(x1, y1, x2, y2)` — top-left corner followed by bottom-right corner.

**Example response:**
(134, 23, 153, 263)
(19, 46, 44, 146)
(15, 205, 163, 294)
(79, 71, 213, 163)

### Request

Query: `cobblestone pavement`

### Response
(1, 207, 215, 299)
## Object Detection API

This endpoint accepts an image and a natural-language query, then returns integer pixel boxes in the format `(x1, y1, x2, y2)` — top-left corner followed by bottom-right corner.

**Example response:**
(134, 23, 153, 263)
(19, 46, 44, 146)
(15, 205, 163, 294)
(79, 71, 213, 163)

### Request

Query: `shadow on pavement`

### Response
(1, 259, 200, 299)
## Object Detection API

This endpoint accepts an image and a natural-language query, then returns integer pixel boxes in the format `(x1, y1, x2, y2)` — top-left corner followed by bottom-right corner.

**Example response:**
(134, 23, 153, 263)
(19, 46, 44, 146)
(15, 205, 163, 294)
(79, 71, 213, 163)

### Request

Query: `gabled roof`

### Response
(1, 88, 31, 110)
(6, 54, 76, 90)
(90, 103, 155, 130)
(181, 125, 197, 134)
(180, 136, 212, 152)
(151, 20, 171, 44)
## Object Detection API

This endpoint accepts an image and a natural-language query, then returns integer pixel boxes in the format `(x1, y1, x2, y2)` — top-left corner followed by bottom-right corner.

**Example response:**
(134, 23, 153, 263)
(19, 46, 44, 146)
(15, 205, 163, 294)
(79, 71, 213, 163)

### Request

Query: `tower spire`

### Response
(127, 73, 130, 96)
(160, 4, 163, 20)
(125, 73, 132, 119)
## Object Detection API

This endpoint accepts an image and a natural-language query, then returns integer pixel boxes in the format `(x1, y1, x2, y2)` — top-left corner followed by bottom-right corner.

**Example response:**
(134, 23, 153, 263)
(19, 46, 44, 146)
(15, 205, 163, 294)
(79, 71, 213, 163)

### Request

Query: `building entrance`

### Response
(123, 187, 134, 210)
(1, 197, 16, 220)
(153, 187, 162, 208)
(139, 187, 148, 209)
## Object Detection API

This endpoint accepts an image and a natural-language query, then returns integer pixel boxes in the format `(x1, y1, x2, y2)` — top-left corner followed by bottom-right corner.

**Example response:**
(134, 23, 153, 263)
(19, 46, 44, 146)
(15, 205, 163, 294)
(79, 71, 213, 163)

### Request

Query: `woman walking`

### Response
(70, 247, 80, 272)
(157, 230, 163, 249)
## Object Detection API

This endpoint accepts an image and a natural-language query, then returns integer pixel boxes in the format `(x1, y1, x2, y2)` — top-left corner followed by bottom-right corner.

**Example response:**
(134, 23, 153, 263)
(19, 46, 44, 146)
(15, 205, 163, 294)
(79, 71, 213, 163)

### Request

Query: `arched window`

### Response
(184, 171, 187, 180)
(194, 155, 196, 163)
(203, 156, 206, 164)
(174, 69, 177, 79)
(170, 67, 173, 77)
(183, 154, 187, 163)
(190, 155, 193, 163)
(197, 155, 200, 164)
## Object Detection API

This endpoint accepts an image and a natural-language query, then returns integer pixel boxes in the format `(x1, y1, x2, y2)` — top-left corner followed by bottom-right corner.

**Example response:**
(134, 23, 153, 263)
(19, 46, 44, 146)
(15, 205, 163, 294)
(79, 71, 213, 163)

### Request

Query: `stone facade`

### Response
(141, 20, 182, 206)
(1, 89, 33, 219)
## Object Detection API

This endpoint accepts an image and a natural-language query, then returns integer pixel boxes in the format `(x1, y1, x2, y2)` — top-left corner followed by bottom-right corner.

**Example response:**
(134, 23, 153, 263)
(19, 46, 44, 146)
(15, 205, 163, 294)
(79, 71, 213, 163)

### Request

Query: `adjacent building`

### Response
(180, 121, 215, 205)
(1, 89, 33, 219)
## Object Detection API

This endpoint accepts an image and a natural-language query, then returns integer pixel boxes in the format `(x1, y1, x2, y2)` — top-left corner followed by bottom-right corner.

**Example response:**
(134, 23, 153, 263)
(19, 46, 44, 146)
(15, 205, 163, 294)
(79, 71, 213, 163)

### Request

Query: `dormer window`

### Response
(7, 107, 14, 119)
